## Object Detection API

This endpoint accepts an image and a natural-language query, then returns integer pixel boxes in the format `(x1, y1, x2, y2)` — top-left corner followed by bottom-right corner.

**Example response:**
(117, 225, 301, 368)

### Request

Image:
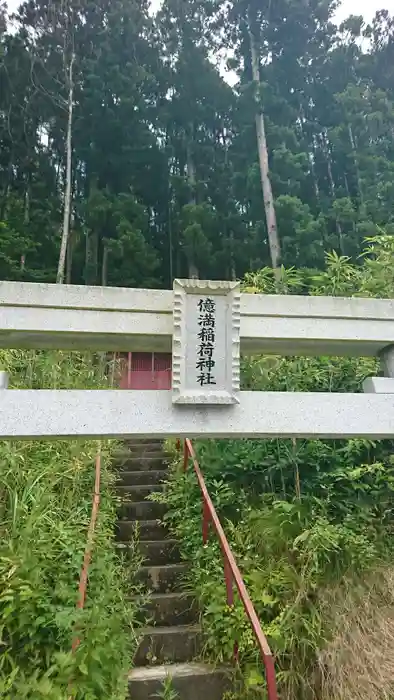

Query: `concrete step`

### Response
(115, 484, 164, 501)
(140, 540, 181, 566)
(125, 449, 165, 460)
(118, 500, 167, 521)
(126, 439, 163, 446)
(137, 563, 188, 593)
(115, 519, 168, 542)
(135, 625, 202, 665)
(140, 592, 198, 627)
(128, 663, 231, 700)
(113, 454, 166, 471)
(117, 470, 168, 486)
(122, 441, 164, 455)
(117, 540, 180, 566)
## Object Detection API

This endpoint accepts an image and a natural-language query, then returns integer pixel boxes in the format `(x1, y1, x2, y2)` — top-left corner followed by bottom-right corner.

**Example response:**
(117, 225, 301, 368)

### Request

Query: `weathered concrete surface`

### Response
(115, 482, 164, 500)
(136, 563, 188, 593)
(128, 663, 231, 700)
(0, 281, 172, 353)
(380, 344, 394, 377)
(140, 593, 197, 627)
(363, 377, 394, 393)
(117, 539, 181, 566)
(1, 390, 394, 439)
(118, 499, 167, 521)
(135, 624, 202, 665)
(116, 438, 229, 700)
(2, 279, 394, 356)
(113, 453, 167, 470)
(116, 518, 167, 542)
(117, 469, 167, 485)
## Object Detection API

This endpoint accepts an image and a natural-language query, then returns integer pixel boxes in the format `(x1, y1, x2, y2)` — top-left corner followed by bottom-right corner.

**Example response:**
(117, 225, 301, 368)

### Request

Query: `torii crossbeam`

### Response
(0, 278, 394, 440)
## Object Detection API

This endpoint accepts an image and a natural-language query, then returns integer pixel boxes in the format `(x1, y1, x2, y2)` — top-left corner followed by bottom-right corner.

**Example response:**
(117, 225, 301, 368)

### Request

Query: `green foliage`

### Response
(153, 674, 180, 700)
(84, 188, 160, 287)
(1, 1, 394, 285)
(159, 238, 394, 700)
(0, 351, 141, 699)
(0, 220, 35, 279)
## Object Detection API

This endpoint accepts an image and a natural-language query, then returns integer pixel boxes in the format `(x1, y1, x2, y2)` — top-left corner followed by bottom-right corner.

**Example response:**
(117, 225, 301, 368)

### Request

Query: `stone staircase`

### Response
(114, 438, 229, 700)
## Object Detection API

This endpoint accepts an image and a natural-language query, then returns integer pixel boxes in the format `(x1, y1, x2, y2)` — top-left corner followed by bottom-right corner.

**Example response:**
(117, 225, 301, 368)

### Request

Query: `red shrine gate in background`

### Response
(119, 352, 172, 390)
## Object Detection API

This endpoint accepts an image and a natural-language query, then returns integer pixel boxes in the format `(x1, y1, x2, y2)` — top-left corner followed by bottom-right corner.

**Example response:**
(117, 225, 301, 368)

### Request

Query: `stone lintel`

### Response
(363, 376, 394, 393)
(379, 345, 394, 378)
(0, 390, 393, 439)
(1, 280, 394, 357)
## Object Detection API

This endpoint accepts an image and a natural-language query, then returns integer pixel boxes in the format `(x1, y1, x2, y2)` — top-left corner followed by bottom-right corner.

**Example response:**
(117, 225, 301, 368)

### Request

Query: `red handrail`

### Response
(67, 450, 102, 698)
(71, 450, 102, 652)
(69, 354, 118, 691)
(181, 438, 278, 700)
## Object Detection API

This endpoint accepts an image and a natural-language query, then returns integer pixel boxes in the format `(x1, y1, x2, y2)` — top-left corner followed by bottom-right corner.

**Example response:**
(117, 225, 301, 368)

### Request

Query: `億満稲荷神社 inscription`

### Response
(196, 297, 217, 387)
(172, 279, 240, 405)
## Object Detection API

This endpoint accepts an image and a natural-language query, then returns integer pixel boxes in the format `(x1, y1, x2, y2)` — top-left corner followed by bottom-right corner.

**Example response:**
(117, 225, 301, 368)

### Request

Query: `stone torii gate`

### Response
(0, 278, 394, 440)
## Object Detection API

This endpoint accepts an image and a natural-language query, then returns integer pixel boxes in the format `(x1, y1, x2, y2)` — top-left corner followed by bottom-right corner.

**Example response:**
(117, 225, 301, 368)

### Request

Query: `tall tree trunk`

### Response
(99, 243, 109, 378)
(248, 17, 281, 275)
(102, 243, 109, 287)
(344, 172, 351, 198)
(309, 150, 320, 201)
(310, 136, 321, 202)
(57, 52, 74, 284)
(186, 135, 199, 278)
(84, 230, 90, 284)
(320, 131, 344, 254)
(20, 176, 30, 274)
(299, 106, 320, 203)
(85, 230, 98, 285)
(348, 123, 364, 204)
(229, 231, 236, 280)
(166, 132, 174, 285)
(168, 202, 174, 283)
(223, 129, 236, 280)
(24, 177, 30, 226)
(1, 162, 13, 220)
(66, 230, 73, 284)
(91, 228, 99, 284)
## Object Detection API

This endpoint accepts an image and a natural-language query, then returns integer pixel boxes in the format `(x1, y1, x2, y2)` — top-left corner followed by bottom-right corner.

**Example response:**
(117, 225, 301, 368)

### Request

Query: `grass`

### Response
(318, 568, 394, 700)
(159, 439, 394, 700)
(0, 349, 142, 699)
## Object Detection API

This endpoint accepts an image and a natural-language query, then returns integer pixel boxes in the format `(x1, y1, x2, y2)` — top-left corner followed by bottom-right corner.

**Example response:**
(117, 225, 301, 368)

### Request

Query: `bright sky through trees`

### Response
(5, 0, 386, 21)
(149, 0, 383, 23)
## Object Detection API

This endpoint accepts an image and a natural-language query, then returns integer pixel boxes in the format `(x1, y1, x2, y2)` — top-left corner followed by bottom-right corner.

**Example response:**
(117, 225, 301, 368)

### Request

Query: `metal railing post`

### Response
(202, 499, 209, 543)
(224, 556, 234, 607)
(183, 440, 188, 471)
(265, 655, 279, 700)
(68, 450, 102, 698)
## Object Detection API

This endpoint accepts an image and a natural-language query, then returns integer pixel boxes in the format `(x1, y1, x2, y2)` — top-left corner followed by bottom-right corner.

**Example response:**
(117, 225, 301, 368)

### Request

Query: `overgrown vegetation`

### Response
(153, 674, 180, 700)
(0, 351, 141, 699)
(159, 236, 394, 700)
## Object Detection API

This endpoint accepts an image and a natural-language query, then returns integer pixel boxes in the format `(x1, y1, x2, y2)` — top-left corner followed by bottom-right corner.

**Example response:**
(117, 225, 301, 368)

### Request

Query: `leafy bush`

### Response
(160, 237, 394, 700)
(0, 351, 141, 699)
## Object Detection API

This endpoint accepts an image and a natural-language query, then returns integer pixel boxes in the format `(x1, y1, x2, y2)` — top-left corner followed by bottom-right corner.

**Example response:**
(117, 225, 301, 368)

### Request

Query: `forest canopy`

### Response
(0, 0, 393, 288)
